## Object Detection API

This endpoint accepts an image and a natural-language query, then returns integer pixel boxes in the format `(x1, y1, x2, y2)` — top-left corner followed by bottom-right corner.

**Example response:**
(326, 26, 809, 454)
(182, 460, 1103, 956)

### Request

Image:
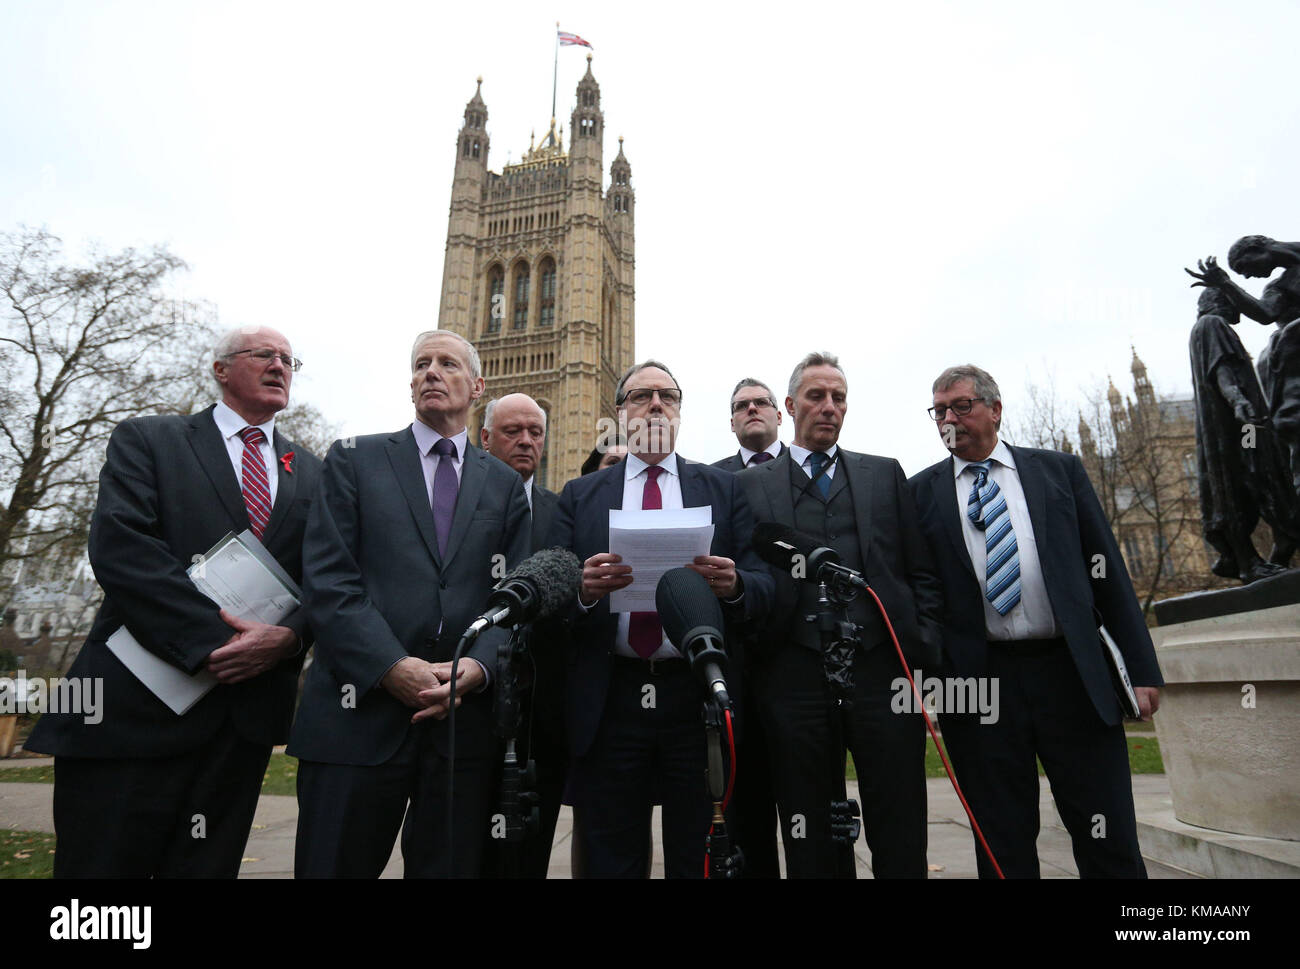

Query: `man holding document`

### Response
(28, 326, 321, 878)
(548, 360, 774, 877)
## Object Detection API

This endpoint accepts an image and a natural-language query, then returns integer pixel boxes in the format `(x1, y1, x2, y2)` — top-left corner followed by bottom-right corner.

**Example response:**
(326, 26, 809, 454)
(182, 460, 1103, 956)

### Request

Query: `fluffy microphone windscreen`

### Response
(655, 566, 724, 648)
(507, 547, 583, 617)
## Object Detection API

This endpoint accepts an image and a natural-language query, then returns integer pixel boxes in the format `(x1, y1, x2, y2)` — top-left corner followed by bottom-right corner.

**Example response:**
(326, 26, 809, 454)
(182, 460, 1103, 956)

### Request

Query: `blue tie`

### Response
(966, 460, 1021, 616)
(807, 451, 831, 498)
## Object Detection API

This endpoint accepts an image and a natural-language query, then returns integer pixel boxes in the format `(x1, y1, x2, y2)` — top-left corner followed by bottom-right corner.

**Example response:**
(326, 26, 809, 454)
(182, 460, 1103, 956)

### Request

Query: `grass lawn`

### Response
(0, 829, 56, 878)
(0, 753, 302, 792)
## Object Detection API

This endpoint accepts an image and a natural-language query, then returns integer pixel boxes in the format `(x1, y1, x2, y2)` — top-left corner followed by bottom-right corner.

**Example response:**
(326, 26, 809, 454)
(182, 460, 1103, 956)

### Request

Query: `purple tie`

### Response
(628, 465, 665, 658)
(431, 437, 459, 557)
(749, 451, 774, 466)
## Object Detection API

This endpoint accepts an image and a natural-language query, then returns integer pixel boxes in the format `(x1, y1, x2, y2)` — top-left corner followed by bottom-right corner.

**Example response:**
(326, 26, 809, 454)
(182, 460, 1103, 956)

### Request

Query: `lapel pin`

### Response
(281, 451, 295, 474)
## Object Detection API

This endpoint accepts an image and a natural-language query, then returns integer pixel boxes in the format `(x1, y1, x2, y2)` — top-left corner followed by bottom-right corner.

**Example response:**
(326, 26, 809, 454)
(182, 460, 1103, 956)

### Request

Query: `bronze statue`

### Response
(1187, 236, 1300, 496)
(1186, 286, 1299, 581)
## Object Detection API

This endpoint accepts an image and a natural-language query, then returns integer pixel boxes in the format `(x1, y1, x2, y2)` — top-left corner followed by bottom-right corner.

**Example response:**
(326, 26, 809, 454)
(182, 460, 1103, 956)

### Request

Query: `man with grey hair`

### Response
(290, 329, 530, 878)
(547, 358, 775, 877)
(28, 325, 323, 877)
(479, 391, 567, 878)
(909, 363, 1162, 878)
(736, 351, 942, 878)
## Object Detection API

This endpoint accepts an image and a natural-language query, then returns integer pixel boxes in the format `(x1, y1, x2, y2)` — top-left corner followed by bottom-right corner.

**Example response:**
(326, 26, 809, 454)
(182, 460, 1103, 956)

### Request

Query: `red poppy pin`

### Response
(280, 452, 295, 474)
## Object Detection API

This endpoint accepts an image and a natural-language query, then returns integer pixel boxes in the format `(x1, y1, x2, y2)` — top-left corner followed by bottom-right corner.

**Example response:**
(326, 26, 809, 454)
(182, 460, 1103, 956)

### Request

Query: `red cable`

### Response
(863, 585, 1005, 880)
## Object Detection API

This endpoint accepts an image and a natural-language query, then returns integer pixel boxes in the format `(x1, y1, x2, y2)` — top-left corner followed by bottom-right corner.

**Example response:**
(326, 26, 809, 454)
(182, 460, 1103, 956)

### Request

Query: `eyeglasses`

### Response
(224, 348, 303, 372)
(927, 398, 986, 421)
(620, 387, 682, 407)
(731, 396, 776, 414)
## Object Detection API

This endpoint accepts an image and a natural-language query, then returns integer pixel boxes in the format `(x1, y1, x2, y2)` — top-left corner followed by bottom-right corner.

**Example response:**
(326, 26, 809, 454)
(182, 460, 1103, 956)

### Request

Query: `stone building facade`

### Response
(435, 55, 634, 487)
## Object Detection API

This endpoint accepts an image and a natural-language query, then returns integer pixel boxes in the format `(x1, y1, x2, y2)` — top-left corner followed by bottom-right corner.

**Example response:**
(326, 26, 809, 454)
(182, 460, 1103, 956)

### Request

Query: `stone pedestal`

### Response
(1151, 570, 1300, 842)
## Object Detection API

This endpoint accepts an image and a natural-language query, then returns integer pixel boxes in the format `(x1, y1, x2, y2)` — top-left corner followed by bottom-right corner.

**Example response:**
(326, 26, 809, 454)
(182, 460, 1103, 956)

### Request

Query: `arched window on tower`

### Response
(538, 257, 556, 327)
(462, 138, 470, 157)
(472, 140, 481, 158)
(486, 265, 504, 334)
(512, 262, 530, 329)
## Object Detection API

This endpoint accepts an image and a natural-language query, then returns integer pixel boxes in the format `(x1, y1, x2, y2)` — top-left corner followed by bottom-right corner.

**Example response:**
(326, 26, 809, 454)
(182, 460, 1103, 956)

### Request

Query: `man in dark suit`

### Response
(711, 377, 786, 878)
(290, 330, 530, 878)
(711, 377, 787, 474)
(480, 392, 565, 877)
(737, 352, 943, 878)
(908, 364, 1162, 878)
(548, 360, 774, 878)
(27, 326, 322, 878)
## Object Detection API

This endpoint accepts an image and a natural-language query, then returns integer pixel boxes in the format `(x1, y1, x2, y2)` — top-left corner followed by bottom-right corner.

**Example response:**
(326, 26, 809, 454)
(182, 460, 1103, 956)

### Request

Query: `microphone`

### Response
(751, 521, 868, 590)
(464, 547, 582, 640)
(655, 567, 732, 709)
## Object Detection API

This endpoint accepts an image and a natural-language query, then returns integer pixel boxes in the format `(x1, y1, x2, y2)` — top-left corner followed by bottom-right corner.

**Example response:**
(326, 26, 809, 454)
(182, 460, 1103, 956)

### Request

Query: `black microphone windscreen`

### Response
(655, 567, 724, 648)
(752, 521, 820, 571)
(501, 547, 583, 618)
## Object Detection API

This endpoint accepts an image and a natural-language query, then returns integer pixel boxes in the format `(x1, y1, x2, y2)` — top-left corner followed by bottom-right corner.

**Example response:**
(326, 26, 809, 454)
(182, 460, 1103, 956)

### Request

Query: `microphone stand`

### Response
(813, 579, 862, 873)
(493, 624, 540, 878)
(703, 695, 743, 879)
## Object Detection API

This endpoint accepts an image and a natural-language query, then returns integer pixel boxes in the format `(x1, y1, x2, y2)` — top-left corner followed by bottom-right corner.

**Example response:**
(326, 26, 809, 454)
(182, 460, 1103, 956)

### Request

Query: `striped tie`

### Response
(966, 460, 1020, 616)
(239, 427, 273, 540)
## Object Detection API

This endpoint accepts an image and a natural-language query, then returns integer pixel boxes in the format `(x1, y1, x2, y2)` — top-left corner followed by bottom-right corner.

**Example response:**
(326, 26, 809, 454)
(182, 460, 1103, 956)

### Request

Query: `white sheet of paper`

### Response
(608, 506, 715, 612)
(104, 531, 300, 716)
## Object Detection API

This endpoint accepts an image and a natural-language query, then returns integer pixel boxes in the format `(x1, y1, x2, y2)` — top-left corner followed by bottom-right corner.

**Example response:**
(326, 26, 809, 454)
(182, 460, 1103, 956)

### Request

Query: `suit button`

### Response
(439, 581, 448, 590)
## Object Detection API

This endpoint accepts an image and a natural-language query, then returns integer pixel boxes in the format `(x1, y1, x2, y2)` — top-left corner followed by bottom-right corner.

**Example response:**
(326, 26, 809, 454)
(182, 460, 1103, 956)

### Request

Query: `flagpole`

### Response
(551, 22, 559, 132)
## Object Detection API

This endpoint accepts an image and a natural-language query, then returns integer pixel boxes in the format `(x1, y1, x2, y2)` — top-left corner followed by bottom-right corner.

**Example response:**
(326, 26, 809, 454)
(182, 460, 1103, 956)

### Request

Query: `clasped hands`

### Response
(579, 552, 741, 606)
(381, 656, 484, 723)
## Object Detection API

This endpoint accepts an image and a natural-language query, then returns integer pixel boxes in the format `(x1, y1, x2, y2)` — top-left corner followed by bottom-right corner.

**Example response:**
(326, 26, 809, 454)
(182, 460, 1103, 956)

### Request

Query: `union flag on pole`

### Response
(557, 29, 593, 49)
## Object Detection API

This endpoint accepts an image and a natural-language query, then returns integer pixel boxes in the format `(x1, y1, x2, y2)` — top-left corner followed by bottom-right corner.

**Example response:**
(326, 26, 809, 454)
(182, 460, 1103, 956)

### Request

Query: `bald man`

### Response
(481, 392, 567, 876)
(28, 326, 323, 878)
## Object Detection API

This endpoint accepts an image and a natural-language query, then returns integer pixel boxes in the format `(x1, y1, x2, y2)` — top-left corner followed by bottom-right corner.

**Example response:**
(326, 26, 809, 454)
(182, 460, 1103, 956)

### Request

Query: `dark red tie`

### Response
(749, 451, 774, 466)
(628, 465, 665, 658)
(239, 427, 272, 539)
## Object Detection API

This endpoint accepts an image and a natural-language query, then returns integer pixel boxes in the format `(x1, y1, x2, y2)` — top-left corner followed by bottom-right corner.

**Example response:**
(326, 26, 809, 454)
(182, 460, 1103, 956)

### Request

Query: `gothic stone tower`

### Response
(436, 57, 635, 488)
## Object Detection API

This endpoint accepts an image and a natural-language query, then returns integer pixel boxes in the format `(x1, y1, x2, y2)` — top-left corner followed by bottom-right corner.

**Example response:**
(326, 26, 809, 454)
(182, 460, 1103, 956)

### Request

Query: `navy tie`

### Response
(431, 437, 459, 557)
(749, 451, 773, 466)
(807, 451, 831, 498)
(966, 459, 1021, 616)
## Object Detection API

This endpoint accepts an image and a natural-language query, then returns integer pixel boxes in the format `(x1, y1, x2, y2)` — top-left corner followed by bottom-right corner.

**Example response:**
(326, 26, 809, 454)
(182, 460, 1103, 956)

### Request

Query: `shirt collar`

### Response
(625, 451, 679, 482)
(952, 438, 1015, 478)
(788, 442, 838, 469)
(411, 421, 469, 460)
(738, 439, 782, 465)
(214, 401, 275, 445)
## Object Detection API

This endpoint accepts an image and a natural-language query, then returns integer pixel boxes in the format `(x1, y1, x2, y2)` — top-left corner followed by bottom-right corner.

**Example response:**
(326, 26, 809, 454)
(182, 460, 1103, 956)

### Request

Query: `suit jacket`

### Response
(711, 442, 786, 475)
(736, 448, 943, 669)
(26, 406, 322, 759)
(287, 428, 530, 765)
(530, 483, 560, 553)
(546, 457, 775, 758)
(908, 445, 1163, 726)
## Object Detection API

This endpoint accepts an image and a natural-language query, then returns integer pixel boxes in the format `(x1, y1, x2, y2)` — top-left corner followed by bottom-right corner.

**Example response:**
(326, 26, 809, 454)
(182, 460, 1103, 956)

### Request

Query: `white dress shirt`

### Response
(523, 476, 534, 510)
(213, 401, 278, 506)
(738, 439, 782, 467)
(610, 453, 684, 660)
(952, 439, 1060, 642)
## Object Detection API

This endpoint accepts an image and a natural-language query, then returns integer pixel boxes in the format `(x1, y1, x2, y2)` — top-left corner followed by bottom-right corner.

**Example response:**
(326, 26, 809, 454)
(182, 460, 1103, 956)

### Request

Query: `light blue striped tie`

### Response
(967, 460, 1021, 616)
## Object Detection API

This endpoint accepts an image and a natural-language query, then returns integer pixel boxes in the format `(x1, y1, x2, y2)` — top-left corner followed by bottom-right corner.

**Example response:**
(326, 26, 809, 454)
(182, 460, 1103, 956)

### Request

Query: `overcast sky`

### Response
(3, 0, 1298, 477)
